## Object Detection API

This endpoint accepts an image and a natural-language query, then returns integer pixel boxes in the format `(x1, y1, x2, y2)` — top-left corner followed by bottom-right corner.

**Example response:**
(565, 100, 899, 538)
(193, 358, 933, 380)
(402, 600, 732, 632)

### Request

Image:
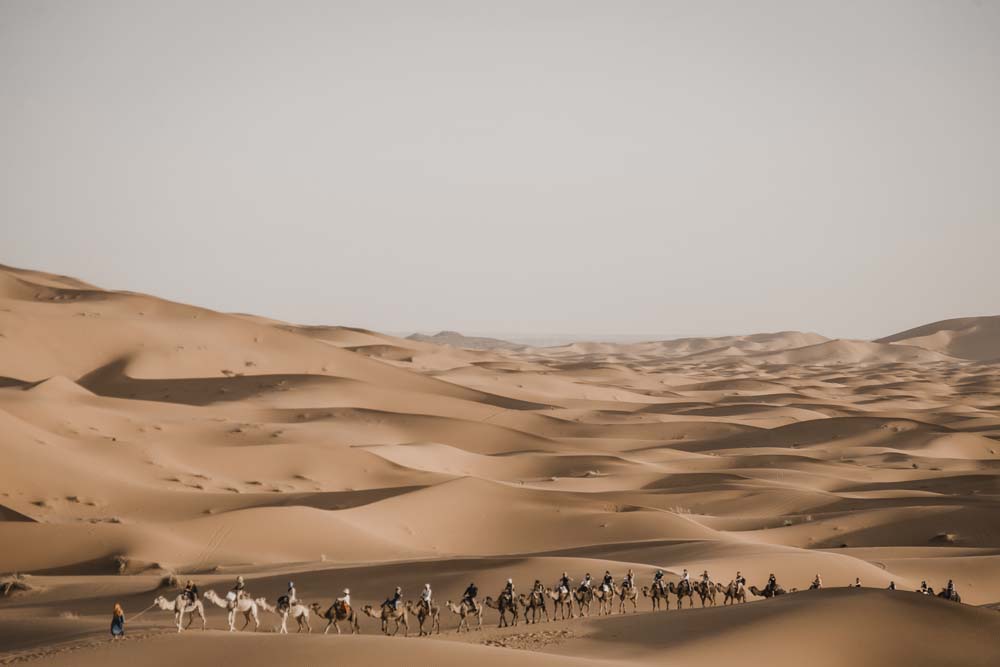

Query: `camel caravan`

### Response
(153, 569, 964, 636)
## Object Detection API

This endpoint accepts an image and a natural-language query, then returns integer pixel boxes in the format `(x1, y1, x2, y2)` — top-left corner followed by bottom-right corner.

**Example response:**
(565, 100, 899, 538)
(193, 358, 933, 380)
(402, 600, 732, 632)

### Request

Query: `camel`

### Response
(203, 590, 260, 632)
(617, 583, 638, 614)
(546, 587, 574, 620)
(484, 594, 519, 628)
(669, 581, 695, 609)
(445, 599, 483, 633)
(749, 584, 786, 599)
(641, 582, 669, 611)
(406, 600, 441, 636)
(937, 588, 962, 603)
(695, 581, 721, 607)
(572, 587, 594, 617)
(256, 597, 311, 634)
(362, 603, 408, 636)
(594, 586, 615, 616)
(153, 594, 206, 632)
(518, 590, 550, 624)
(310, 601, 360, 635)
(722, 581, 746, 605)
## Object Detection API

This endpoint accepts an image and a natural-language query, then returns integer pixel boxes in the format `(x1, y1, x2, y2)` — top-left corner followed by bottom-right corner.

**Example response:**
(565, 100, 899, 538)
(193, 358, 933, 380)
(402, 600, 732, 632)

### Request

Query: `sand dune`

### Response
(878, 315, 1000, 361)
(1, 264, 998, 665)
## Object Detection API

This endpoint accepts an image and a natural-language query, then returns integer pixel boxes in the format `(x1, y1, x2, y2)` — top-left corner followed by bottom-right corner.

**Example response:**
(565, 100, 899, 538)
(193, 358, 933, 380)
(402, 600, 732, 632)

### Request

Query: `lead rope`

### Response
(127, 601, 159, 622)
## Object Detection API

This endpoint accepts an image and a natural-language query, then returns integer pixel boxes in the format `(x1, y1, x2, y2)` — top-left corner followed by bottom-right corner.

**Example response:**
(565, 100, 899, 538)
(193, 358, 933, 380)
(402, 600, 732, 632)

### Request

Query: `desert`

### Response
(1, 263, 998, 666)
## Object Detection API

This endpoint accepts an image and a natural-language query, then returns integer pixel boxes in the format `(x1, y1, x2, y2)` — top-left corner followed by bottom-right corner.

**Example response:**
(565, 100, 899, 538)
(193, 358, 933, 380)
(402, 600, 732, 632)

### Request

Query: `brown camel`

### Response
(749, 584, 786, 599)
(722, 580, 746, 605)
(594, 585, 615, 616)
(310, 601, 359, 635)
(937, 588, 962, 603)
(519, 590, 550, 624)
(617, 583, 638, 614)
(695, 581, 721, 607)
(406, 600, 441, 636)
(484, 594, 519, 628)
(445, 599, 483, 633)
(641, 582, 669, 611)
(362, 603, 408, 636)
(546, 587, 574, 620)
(572, 587, 594, 617)
(669, 581, 695, 609)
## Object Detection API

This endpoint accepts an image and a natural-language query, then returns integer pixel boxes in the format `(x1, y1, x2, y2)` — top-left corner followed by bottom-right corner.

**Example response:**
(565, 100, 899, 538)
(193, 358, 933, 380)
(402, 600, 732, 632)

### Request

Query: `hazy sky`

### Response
(2, 1, 998, 340)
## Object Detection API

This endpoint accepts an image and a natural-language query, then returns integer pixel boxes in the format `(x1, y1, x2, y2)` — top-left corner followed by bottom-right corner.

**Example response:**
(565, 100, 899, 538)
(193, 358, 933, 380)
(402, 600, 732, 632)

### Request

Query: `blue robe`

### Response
(111, 613, 125, 637)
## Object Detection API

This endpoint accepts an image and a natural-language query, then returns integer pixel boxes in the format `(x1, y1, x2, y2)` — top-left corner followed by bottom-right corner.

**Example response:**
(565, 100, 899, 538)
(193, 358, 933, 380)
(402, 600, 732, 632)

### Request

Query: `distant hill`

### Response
(406, 330, 524, 351)
(747, 339, 957, 365)
(876, 315, 1000, 361)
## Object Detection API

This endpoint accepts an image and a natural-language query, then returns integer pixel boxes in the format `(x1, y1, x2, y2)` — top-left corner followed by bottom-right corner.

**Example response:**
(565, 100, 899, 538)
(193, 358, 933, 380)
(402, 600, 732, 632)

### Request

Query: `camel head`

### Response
(361, 604, 378, 618)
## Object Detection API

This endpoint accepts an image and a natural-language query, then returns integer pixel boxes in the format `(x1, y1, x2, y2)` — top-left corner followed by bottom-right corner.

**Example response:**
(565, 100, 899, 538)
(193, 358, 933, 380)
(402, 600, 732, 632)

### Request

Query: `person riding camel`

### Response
(653, 570, 666, 594)
(853, 577, 862, 588)
(383, 586, 402, 611)
(602, 571, 614, 593)
(420, 583, 433, 612)
(230, 576, 246, 606)
(700, 570, 711, 588)
(503, 578, 515, 603)
(463, 582, 479, 612)
(337, 588, 351, 614)
(579, 573, 593, 593)
(946, 579, 955, 600)
(735, 571, 746, 594)
(532, 579, 545, 595)
(183, 580, 198, 605)
(766, 573, 777, 595)
(887, 581, 896, 591)
(919, 580, 930, 595)
(277, 581, 296, 611)
(681, 569, 691, 594)
(558, 572, 572, 596)
(812, 574, 822, 589)
(623, 569, 634, 590)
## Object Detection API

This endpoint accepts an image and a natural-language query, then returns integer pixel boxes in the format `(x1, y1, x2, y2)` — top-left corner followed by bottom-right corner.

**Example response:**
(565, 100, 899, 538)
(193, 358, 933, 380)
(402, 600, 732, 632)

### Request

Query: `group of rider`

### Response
(177, 570, 958, 615)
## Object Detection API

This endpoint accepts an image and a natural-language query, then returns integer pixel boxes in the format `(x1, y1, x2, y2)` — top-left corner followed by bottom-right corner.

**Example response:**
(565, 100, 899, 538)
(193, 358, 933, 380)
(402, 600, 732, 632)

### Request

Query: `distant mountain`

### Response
(876, 316, 1000, 361)
(406, 330, 524, 351)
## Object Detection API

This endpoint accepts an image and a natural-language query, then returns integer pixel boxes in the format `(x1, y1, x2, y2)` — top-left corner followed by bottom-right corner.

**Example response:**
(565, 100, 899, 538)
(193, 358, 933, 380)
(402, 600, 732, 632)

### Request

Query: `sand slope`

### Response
(878, 315, 1000, 361)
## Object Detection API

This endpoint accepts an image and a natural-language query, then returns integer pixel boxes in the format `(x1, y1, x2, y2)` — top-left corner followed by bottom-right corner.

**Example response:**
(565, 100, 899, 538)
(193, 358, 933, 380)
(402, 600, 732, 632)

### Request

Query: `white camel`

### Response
(203, 589, 260, 632)
(256, 597, 311, 634)
(153, 594, 207, 632)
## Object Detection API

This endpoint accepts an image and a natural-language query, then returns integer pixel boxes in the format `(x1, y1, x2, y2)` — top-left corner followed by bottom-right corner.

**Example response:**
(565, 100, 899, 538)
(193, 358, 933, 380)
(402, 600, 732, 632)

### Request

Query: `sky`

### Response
(2, 0, 999, 341)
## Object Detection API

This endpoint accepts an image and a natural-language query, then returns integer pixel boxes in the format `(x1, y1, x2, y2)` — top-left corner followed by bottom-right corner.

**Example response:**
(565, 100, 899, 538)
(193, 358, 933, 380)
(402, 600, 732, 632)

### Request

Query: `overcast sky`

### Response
(2, 1, 998, 340)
